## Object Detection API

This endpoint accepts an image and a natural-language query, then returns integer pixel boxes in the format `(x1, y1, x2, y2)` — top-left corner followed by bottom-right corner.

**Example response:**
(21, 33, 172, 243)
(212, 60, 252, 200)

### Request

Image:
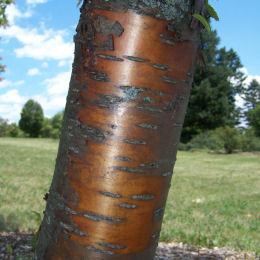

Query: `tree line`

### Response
(0, 30, 259, 152)
(0, 100, 63, 139)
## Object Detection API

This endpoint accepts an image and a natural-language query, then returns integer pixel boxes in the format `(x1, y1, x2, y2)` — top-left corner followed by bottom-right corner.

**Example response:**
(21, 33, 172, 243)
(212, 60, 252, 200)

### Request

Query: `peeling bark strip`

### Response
(36, 0, 202, 258)
(93, 15, 124, 36)
(83, 212, 124, 223)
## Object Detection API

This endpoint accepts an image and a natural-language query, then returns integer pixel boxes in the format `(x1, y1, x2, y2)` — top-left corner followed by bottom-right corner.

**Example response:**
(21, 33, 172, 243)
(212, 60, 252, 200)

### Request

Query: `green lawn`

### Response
(0, 138, 259, 254)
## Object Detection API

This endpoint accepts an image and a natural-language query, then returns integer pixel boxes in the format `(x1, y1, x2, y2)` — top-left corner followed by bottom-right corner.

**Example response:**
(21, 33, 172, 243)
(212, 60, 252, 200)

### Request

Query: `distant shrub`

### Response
(215, 126, 241, 154)
(179, 131, 222, 151)
(188, 131, 222, 151)
(178, 142, 190, 151)
(240, 128, 260, 152)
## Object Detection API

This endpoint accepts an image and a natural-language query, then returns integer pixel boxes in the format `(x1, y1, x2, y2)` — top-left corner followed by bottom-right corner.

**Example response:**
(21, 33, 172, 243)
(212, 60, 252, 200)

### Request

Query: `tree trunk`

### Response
(36, 0, 204, 259)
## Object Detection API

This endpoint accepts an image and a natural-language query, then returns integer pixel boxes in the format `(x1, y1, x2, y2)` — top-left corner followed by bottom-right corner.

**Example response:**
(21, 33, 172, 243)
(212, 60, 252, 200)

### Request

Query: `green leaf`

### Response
(7, 245, 13, 254)
(192, 13, 211, 33)
(206, 3, 219, 21)
(76, 0, 82, 7)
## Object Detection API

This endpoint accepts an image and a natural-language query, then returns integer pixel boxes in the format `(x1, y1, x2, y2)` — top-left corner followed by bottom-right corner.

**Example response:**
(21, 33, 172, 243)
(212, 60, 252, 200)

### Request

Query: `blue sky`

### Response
(0, 0, 259, 123)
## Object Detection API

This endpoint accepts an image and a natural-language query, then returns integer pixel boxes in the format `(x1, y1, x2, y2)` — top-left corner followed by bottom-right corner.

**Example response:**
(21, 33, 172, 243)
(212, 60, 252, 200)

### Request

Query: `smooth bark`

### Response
(36, 1, 204, 259)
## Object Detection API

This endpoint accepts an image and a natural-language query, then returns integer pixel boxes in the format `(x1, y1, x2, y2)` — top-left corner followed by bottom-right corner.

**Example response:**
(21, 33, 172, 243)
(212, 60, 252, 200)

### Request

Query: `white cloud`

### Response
(33, 94, 67, 111)
(44, 71, 71, 96)
(32, 71, 71, 112)
(6, 4, 31, 25)
(240, 67, 260, 85)
(27, 68, 40, 76)
(58, 60, 68, 67)
(41, 62, 48, 68)
(0, 80, 24, 89)
(26, 0, 48, 5)
(1, 25, 74, 60)
(0, 103, 23, 123)
(0, 89, 26, 104)
(1, 19, 74, 62)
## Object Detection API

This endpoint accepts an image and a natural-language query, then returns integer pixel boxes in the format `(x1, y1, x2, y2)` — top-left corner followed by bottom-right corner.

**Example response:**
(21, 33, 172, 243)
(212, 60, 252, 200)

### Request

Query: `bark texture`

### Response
(36, 1, 204, 259)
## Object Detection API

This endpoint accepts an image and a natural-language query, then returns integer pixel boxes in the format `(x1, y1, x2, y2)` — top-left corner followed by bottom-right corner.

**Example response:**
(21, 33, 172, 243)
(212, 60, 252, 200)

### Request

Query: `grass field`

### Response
(0, 138, 259, 254)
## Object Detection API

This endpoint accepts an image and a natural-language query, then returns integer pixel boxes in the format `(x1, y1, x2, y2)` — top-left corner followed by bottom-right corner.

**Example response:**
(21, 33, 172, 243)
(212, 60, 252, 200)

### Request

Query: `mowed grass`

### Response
(0, 138, 259, 254)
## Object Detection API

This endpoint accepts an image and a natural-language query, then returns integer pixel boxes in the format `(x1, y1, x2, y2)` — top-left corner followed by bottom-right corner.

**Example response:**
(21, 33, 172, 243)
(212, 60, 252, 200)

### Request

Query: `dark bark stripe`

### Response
(123, 55, 149, 62)
(85, 245, 115, 255)
(88, 70, 110, 82)
(153, 207, 165, 220)
(65, 206, 78, 215)
(160, 38, 176, 46)
(136, 122, 158, 130)
(131, 194, 155, 201)
(173, 122, 183, 127)
(82, 125, 106, 143)
(97, 54, 124, 62)
(118, 203, 137, 209)
(161, 75, 178, 85)
(139, 162, 159, 169)
(97, 94, 123, 109)
(143, 96, 153, 103)
(68, 145, 80, 155)
(136, 105, 163, 113)
(119, 85, 145, 101)
(159, 33, 176, 46)
(97, 242, 126, 250)
(150, 63, 171, 71)
(147, 89, 166, 96)
(99, 191, 122, 198)
(60, 222, 88, 237)
(83, 212, 124, 223)
(114, 166, 146, 174)
(115, 156, 133, 162)
(123, 138, 147, 145)
(162, 171, 173, 177)
(152, 230, 161, 239)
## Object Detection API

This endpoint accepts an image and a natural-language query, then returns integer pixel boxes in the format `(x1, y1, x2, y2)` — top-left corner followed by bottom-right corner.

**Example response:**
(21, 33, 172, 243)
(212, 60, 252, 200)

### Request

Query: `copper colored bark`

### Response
(36, 1, 201, 259)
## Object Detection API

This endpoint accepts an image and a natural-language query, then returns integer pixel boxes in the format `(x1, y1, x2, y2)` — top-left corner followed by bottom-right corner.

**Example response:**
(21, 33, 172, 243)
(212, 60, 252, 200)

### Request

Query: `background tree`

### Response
(0, 118, 21, 137)
(50, 110, 64, 138)
(181, 30, 244, 142)
(247, 105, 260, 137)
(0, 0, 15, 80)
(19, 99, 44, 137)
(243, 79, 260, 110)
(242, 79, 260, 136)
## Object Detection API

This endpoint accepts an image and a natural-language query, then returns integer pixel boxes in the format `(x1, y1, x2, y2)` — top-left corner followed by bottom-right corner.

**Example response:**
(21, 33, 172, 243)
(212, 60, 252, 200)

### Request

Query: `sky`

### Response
(0, 0, 259, 123)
